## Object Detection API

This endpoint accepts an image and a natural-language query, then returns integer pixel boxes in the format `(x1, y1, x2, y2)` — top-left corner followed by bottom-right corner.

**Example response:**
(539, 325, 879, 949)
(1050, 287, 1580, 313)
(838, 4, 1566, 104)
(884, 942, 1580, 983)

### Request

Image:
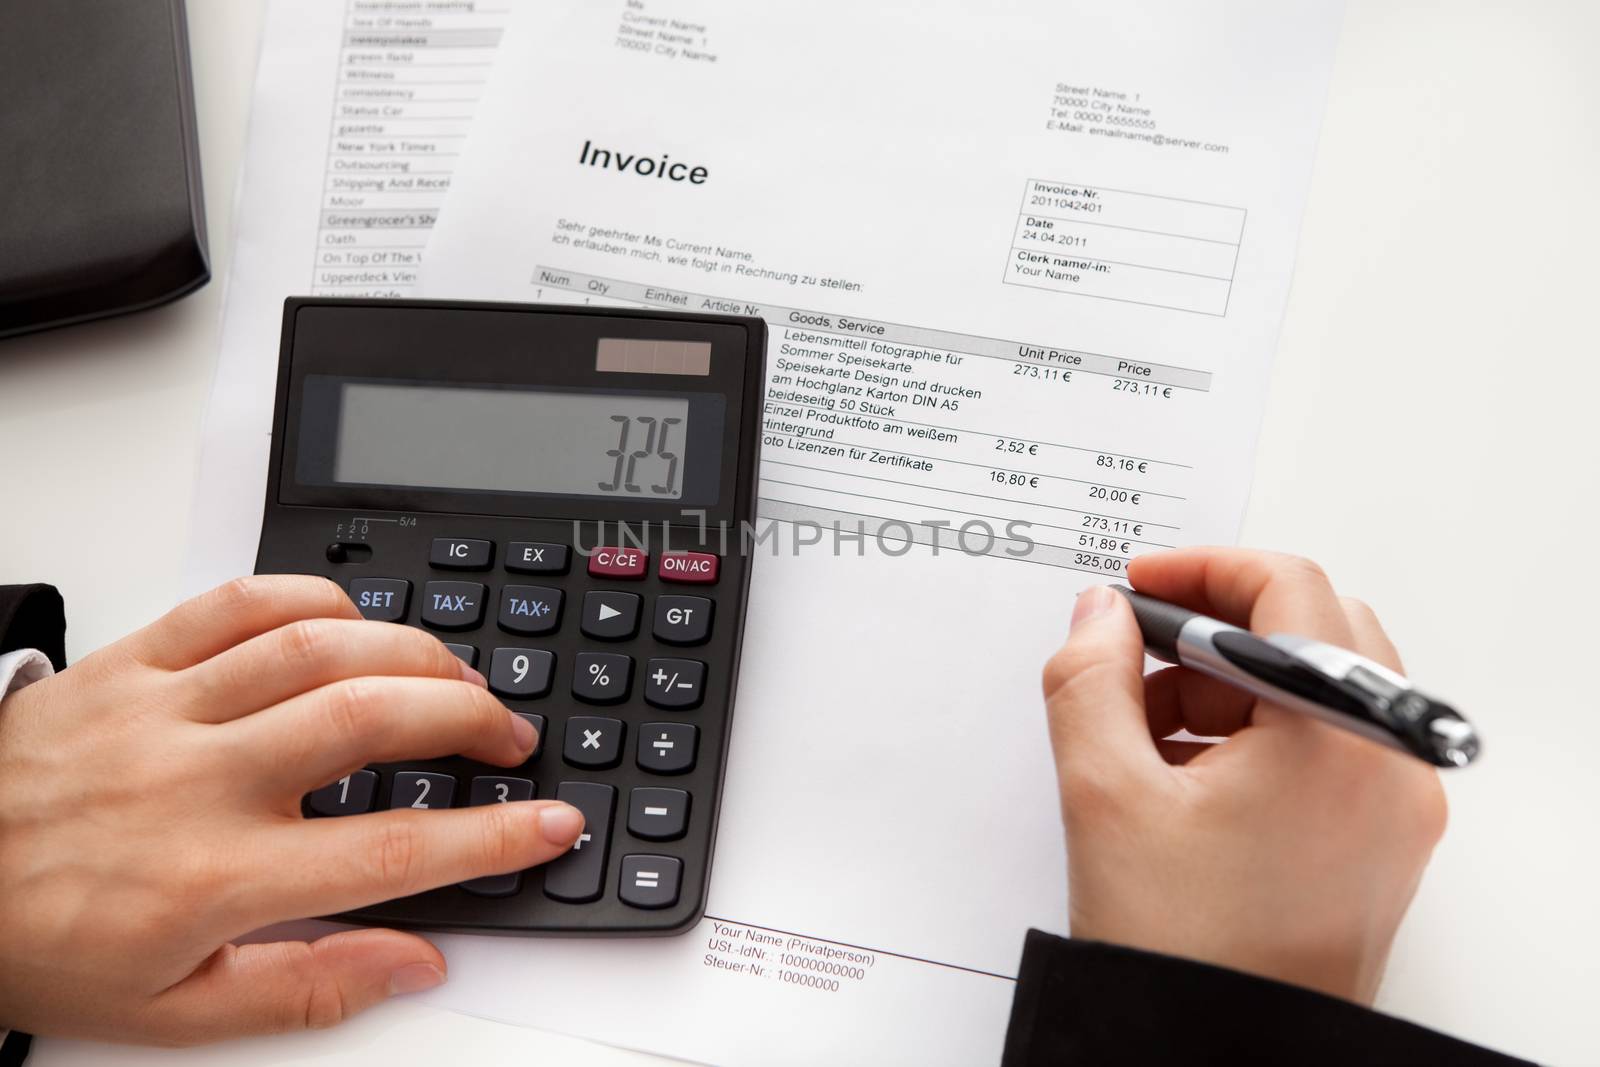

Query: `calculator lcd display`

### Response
(331, 381, 693, 499)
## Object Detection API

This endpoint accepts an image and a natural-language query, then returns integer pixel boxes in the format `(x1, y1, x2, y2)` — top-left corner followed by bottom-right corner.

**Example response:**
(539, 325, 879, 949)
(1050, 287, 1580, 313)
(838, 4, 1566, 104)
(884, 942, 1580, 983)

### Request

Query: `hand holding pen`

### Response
(1042, 548, 1450, 1005)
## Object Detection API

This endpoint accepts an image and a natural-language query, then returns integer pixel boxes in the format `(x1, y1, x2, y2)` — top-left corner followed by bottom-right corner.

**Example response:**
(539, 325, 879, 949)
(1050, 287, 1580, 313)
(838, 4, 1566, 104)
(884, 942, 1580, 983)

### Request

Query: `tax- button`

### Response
(421, 581, 485, 630)
(588, 547, 647, 579)
(349, 578, 409, 623)
(645, 658, 704, 709)
(653, 596, 712, 645)
(430, 537, 492, 570)
(659, 551, 719, 584)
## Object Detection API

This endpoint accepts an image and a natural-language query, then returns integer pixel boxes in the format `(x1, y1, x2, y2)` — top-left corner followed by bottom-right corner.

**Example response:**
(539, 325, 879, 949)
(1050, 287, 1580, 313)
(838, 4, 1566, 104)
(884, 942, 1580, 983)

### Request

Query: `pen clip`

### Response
(1265, 635, 1480, 768)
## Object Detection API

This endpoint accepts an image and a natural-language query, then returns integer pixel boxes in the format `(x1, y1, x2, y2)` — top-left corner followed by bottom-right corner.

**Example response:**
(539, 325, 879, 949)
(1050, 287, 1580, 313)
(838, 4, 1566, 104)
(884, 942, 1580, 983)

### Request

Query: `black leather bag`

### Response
(0, 0, 209, 340)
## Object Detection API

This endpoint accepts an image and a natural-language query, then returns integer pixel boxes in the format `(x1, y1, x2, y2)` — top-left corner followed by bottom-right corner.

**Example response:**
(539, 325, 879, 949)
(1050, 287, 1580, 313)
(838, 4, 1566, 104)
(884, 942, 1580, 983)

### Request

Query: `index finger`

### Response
(1127, 547, 1354, 645)
(242, 801, 586, 925)
(122, 575, 362, 670)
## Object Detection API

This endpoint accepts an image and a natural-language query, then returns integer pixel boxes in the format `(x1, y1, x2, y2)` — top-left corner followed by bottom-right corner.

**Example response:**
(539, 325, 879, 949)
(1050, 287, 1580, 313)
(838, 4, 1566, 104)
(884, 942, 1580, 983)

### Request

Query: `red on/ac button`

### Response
(588, 547, 648, 579)
(659, 551, 719, 584)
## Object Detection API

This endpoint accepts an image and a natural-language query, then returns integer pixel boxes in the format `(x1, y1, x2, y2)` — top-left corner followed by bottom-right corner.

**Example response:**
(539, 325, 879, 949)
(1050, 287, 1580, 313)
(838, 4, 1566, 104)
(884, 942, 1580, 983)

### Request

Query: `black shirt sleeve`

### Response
(0, 584, 64, 1066)
(0, 584, 66, 669)
(1002, 931, 1534, 1067)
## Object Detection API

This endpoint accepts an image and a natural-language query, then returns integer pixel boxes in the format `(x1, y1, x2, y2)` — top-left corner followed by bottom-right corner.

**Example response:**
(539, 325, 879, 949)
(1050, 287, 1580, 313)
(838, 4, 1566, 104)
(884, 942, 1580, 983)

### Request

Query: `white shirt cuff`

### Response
(0, 647, 54, 697)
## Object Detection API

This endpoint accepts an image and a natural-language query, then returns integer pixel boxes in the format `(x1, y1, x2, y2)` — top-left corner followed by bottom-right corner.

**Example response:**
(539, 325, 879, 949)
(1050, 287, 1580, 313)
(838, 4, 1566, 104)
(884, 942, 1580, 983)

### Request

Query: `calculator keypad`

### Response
(303, 534, 732, 930)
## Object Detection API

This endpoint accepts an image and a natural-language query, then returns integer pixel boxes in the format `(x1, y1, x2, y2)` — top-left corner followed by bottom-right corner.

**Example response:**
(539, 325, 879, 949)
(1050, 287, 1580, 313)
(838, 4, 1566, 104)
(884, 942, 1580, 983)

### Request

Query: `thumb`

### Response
(1042, 586, 1161, 783)
(143, 928, 445, 1044)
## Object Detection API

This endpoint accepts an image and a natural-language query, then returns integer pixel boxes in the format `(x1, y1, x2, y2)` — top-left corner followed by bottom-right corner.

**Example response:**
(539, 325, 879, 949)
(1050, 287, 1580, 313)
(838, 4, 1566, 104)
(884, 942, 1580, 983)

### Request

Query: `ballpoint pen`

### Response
(1110, 585, 1481, 768)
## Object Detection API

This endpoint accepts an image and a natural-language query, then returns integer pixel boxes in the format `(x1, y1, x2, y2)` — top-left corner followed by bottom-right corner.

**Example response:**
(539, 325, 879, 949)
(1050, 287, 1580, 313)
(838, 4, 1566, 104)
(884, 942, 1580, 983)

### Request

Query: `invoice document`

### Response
(184, 0, 515, 594)
(410, 2, 1344, 1063)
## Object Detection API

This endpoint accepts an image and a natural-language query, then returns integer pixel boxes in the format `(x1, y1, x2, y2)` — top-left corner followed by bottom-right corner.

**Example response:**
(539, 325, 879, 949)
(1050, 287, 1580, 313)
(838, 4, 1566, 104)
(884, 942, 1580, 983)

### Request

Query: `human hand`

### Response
(0, 576, 584, 1044)
(1042, 548, 1447, 1004)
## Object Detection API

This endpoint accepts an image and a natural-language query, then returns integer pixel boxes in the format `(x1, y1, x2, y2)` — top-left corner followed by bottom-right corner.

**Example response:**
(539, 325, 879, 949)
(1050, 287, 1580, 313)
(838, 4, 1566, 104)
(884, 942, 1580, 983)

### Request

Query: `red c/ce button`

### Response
(658, 551, 719, 584)
(587, 547, 648, 579)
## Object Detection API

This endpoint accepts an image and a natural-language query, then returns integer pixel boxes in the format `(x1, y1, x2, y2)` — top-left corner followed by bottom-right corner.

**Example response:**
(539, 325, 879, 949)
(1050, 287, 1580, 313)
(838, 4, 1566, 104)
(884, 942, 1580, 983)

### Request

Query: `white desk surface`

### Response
(4, 1, 1598, 1063)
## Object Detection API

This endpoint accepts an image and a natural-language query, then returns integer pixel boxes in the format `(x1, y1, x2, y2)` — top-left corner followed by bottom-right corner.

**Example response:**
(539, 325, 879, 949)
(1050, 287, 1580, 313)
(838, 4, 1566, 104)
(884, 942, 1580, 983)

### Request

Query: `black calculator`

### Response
(255, 297, 765, 935)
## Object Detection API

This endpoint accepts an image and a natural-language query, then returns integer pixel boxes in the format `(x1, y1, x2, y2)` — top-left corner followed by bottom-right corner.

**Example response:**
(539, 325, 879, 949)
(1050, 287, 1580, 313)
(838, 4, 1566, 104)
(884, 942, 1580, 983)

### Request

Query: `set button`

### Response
(349, 578, 409, 623)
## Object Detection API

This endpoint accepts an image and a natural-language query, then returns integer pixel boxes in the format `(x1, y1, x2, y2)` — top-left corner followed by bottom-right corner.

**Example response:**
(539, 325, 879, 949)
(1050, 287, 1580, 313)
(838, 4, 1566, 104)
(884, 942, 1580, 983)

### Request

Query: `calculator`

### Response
(255, 297, 766, 935)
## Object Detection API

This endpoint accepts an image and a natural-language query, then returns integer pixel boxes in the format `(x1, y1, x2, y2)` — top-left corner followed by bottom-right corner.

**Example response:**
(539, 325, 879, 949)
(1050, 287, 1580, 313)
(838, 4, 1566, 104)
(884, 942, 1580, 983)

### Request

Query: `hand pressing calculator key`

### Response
(255, 298, 765, 935)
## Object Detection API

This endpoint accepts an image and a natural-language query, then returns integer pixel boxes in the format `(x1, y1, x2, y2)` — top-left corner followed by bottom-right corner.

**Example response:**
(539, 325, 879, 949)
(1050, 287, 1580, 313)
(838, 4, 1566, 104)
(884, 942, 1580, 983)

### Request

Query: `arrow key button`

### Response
(580, 591, 641, 640)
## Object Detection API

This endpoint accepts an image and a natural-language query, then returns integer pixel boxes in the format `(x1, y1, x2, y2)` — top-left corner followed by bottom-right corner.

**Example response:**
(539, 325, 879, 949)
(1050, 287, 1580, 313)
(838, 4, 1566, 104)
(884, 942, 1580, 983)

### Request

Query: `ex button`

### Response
(588, 547, 647, 579)
(430, 538, 493, 570)
(506, 541, 569, 574)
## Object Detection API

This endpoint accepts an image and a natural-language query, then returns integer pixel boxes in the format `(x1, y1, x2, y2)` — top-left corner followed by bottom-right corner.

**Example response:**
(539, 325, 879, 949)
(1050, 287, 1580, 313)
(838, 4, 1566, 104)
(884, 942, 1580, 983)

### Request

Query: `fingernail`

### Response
(539, 802, 585, 845)
(1071, 586, 1116, 630)
(388, 962, 445, 997)
(459, 661, 488, 687)
(510, 712, 538, 752)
